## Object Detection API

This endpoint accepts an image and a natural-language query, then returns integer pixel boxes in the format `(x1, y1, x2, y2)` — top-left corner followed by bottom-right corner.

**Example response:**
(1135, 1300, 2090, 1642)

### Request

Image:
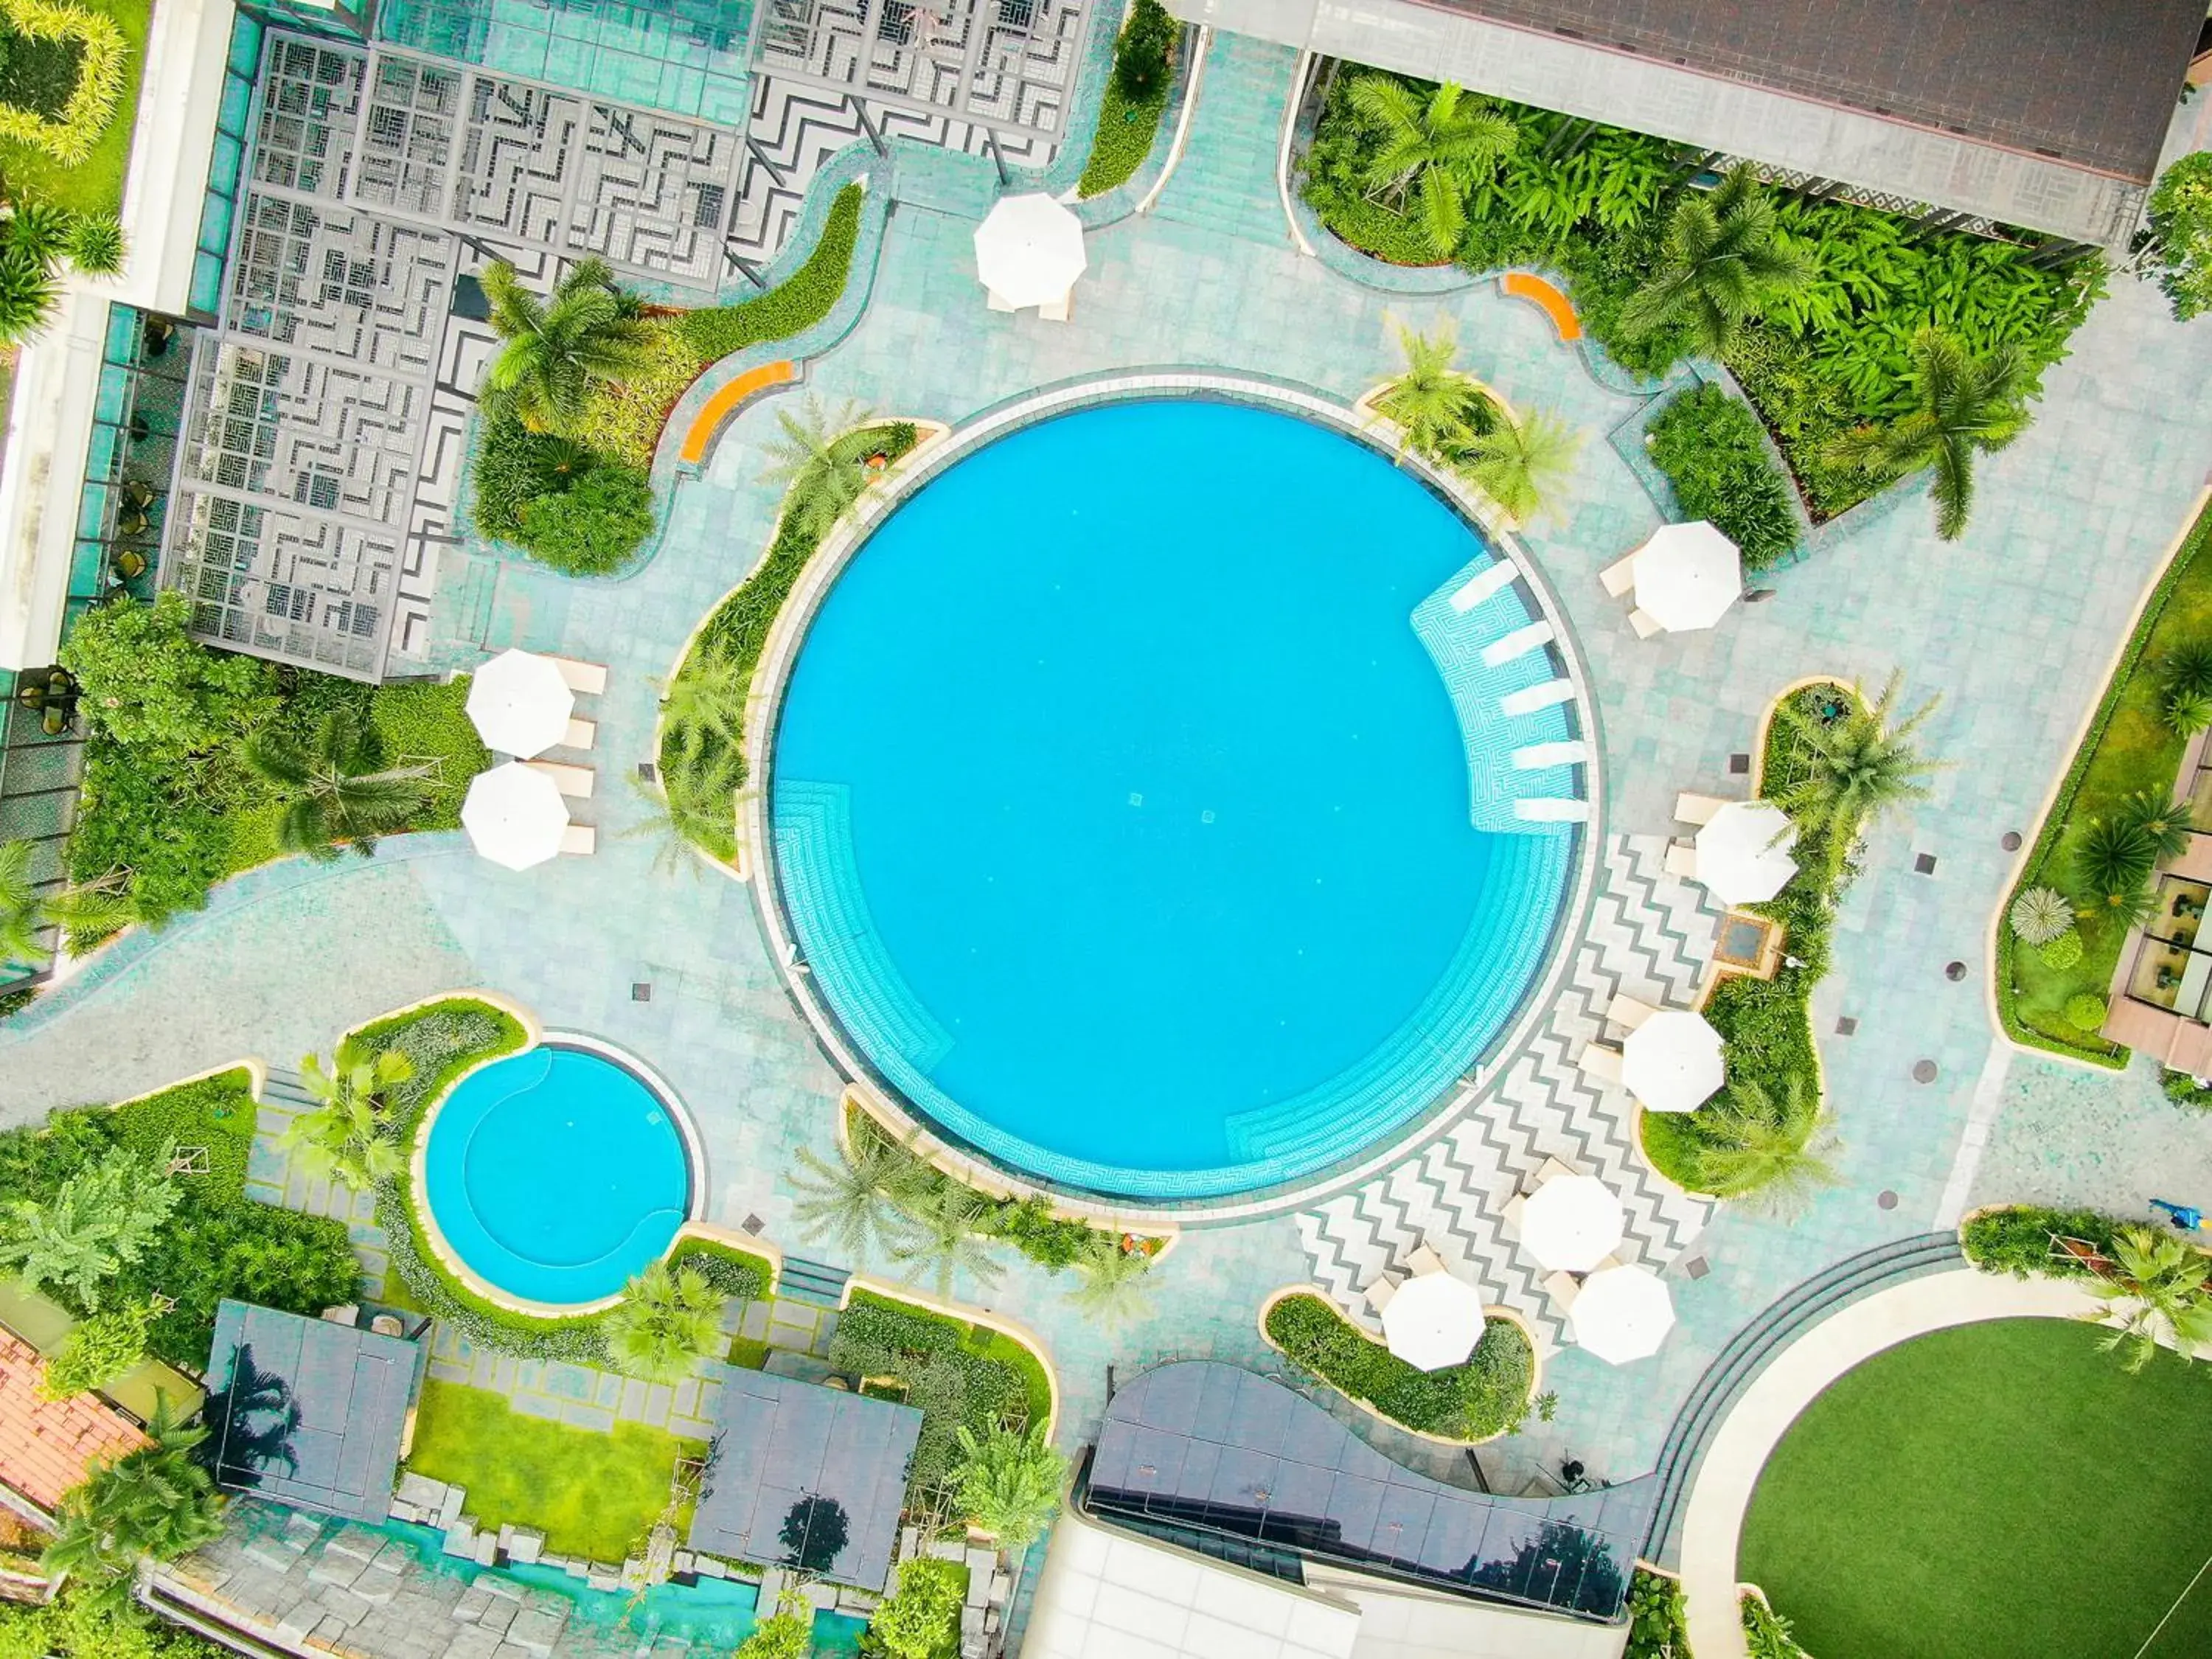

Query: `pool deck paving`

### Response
(5, 27, 2212, 1649)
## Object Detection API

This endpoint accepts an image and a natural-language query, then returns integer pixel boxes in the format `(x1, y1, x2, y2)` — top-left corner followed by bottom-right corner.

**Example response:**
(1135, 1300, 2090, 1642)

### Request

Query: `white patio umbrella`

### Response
(1621, 1009, 1726, 1115)
(1519, 1174, 1625, 1273)
(1694, 800, 1799, 907)
(462, 762, 569, 872)
(1568, 1264, 1675, 1365)
(465, 648, 574, 759)
(973, 193, 1087, 310)
(1380, 1267, 1486, 1372)
(1632, 521, 1742, 632)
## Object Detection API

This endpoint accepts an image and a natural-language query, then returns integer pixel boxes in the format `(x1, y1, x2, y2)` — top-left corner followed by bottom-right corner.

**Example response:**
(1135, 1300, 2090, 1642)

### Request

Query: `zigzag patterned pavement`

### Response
(1298, 834, 1728, 1351)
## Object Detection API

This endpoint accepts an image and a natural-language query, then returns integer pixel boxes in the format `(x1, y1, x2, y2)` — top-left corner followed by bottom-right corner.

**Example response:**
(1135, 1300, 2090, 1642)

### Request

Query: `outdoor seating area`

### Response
(975, 194, 1087, 321)
(1600, 522, 1744, 638)
(460, 651, 607, 867)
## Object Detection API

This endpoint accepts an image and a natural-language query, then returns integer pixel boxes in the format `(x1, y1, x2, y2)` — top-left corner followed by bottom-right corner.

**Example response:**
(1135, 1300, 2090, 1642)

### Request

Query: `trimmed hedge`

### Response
(1263, 1290, 1534, 1441)
(1646, 383, 1801, 571)
(1078, 1, 1178, 199)
(1961, 1204, 2126, 1280)
(668, 1237, 771, 1301)
(678, 184, 865, 364)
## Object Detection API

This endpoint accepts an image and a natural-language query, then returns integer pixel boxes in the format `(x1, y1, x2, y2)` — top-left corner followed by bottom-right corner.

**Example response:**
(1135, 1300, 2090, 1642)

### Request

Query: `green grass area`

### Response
(404, 1380, 705, 1563)
(1739, 1318, 2212, 1658)
(2000, 501, 2212, 1062)
(0, 0, 149, 217)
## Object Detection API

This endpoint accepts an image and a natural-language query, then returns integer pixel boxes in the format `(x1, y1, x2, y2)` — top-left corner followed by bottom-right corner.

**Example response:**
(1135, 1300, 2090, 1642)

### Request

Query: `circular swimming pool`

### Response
(770, 397, 1583, 1200)
(422, 1044, 693, 1305)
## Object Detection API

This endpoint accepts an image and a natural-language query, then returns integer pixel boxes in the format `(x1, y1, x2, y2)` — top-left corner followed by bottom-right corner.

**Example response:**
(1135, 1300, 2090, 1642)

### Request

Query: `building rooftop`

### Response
(0, 1328, 148, 1513)
(688, 1367, 924, 1592)
(203, 1301, 428, 1523)
(1426, 0, 2202, 181)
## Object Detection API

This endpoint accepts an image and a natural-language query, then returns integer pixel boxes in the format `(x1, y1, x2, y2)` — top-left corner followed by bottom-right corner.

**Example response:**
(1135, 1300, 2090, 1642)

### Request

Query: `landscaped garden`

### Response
(1077, 0, 1178, 199)
(1260, 1289, 1534, 1441)
(1998, 498, 2212, 1065)
(1737, 1317, 2212, 1658)
(1299, 66, 2101, 538)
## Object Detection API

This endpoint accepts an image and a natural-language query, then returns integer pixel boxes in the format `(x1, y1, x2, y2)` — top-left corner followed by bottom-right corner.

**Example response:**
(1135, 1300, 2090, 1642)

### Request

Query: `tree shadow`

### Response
(779, 1492, 849, 1576)
(198, 1343, 303, 1491)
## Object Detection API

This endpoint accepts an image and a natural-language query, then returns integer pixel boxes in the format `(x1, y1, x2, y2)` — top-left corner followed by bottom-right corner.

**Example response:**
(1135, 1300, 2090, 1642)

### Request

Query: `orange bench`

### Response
(678, 359, 799, 465)
(1500, 271, 1582, 344)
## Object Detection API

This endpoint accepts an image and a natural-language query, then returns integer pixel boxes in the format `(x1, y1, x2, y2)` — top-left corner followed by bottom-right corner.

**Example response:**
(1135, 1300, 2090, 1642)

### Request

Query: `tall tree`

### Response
(1447, 407, 1582, 524)
(2084, 1225, 2212, 1374)
(243, 709, 434, 861)
(604, 1260, 727, 1384)
(1680, 1076, 1840, 1215)
(1620, 164, 1812, 356)
(789, 1128, 926, 1265)
(277, 1043, 414, 1192)
(655, 653, 748, 770)
(891, 1181, 1005, 1299)
(1775, 672, 1941, 846)
(759, 397, 874, 542)
(950, 1422, 1068, 1546)
(1371, 322, 1498, 464)
(0, 841, 139, 971)
(1348, 76, 1519, 258)
(1063, 1235, 1155, 1329)
(0, 1146, 179, 1309)
(41, 1402, 226, 1610)
(481, 257, 654, 433)
(1826, 328, 2028, 540)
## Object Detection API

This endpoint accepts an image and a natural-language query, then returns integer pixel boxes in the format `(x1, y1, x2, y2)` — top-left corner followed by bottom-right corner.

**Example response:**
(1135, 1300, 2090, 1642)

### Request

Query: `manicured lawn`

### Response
(0, 0, 151, 217)
(403, 1380, 706, 1564)
(1739, 1318, 2212, 1658)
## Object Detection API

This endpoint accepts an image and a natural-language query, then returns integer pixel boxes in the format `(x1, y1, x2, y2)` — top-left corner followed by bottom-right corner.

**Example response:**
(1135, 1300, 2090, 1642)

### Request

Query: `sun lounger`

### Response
(1450, 562, 1519, 613)
(1664, 839, 1699, 880)
(1607, 992, 1660, 1032)
(1500, 680, 1576, 717)
(1629, 608, 1665, 639)
(1364, 1274, 1400, 1313)
(1574, 1043, 1625, 1085)
(562, 717, 597, 751)
(1513, 740, 1588, 770)
(524, 760, 594, 799)
(1674, 791, 1730, 825)
(558, 824, 597, 856)
(1516, 798, 1590, 823)
(1408, 1243, 1448, 1277)
(1598, 554, 1638, 598)
(1481, 621, 1555, 668)
(1543, 1270, 1580, 1309)
(543, 655, 608, 696)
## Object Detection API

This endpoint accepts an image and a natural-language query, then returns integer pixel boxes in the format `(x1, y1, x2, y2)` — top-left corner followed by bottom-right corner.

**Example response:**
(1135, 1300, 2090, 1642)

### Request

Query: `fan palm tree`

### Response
(278, 1043, 414, 1192)
(2114, 787, 2191, 864)
(2167, 686, 2212, 737)
(0, 246, 55, 343)
(760, 397, 873, 542)
(2071, 816, 2160, 903)
(244, 709, 436, 860)
(42, 1399, 224, 1610)
(2082, 1225, 2212, 1374)
(789, 1129, 927, 1265)
(1370, 322, 1498, 464)
(2008, 886, 2073, 947)
(64, 212, 125, 277)
(481, 257, 654, 433)
(655, 653, 748, 768)
(1063, 1235, 1155, 1329)
(1681, 1076, 1839, 1214)
(1619, 165, 1812, 355)
(1826, 329, 2029, 541)
(1347, 76, 1519, 258)
(891, 1181, 1005, 1298)
(950, 1422, 1068, 1546)
(1775, 672, 1941, 846)
(1447, 408, 1582, 524)
(0, 841, 136, 972)
(605, 1260, 727, 1383)
(2163, 640, 2212, 700)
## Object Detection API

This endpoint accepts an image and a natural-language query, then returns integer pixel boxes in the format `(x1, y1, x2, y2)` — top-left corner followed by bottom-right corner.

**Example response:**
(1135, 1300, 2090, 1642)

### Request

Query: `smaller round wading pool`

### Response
(422, 1044, 693, 1307)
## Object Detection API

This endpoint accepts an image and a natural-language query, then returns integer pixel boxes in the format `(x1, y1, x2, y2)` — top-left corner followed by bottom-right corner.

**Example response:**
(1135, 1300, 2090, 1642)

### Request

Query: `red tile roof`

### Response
(0, 1329, 148, 1512)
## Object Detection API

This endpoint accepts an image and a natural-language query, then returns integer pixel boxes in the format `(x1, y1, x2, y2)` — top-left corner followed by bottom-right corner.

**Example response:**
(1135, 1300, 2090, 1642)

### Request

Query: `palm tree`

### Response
(1826, 329, 2028, 541)
(4, 201, 71, 263)
(605, 1260, 728, 1383)
(789, 1129, 926, 1265)
(64, 212, 125, 277)
(625, 776, 745, 877)
(0, 842, 135, 972)
(2082, 1225, 2212, 1374)
(1447, 408, 1582, 524)
(891, 1181, 1005, 1298)
(0, 1146, 180, 1310)
(950, 1422, 1067, 1546)
(2166, 686, 2212, 737)
(1347, 76, 1518, 258)
(481, 257, 654, 433)
(1775, 672, 1941, 846)
(243, 709, 435, 860)
(1370, 322, 1498, 464)
(2071, 817, 2159, 903)
(760, 397, 873, 542)
(1063, 1235, 1155, 1329)
(2114, 787, 2191, 864)
(41, 1400, 224, 1610)
(1681, 1076, 1840, 1214)
(0, 246, 55, 343)
(2008, 886, 2074, 947)
(278, 1043, 414, 1192)
(656, 653, 748, 769)
(2163, 641, 2212, 700)
(1618, 165, 1812, 355)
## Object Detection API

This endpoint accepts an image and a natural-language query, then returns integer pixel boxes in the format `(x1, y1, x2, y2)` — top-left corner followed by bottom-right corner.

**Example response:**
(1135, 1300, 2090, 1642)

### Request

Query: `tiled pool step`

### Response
(775, 1255, 853, 1310)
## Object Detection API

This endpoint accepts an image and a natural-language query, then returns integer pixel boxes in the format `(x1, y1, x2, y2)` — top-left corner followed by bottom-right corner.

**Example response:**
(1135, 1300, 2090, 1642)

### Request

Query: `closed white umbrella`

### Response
(462, 762, 568, 871)
(1380, 1267, 1486, 1372)
(1568, 1264, 1675, 1365)
(1519, 1174, 1625, 1273)
(1621, 1009, 1726, 1115)
(1694, 800, 1798, 906)
(973, 193, 1087, 310)
(1632, 521, 1742, 632)
(466, 649, 574, 759)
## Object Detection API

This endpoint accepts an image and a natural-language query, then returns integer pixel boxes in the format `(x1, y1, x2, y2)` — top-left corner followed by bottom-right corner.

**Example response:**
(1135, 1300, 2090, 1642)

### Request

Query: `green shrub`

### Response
(0, 1585, 232, 1657)
(2162, 1068, 2212, 1112)
(1079, 1, 1178, 198)
(2037, 928, 2083, 970)
(512, 461, 656, 574)
(1645, 383, 1801, 571)
(39, 1300, 149, 1397)
(111, 1068, 256, 1192)
(667, 1237, 772, 1301)
(1263, 1291, 1533, 1440)
(1110, 0, 1175, 100)
(0, 15, 86, 119)
(1961, 1204, 2125, 1279)
(679, 184, 864, 364)
(829, 1292, 1040, 1493)
(369, 679, 490, 828)
(59, 592, 275, 755)
(0, 0, 126, 168)
(1625, 1568, 1690, 1659)
(471, 409, 591, 542)
(866, 1557, 964, 1659)
(2064, 992, 2108, 1032)
(2145, 152, 2212, 321)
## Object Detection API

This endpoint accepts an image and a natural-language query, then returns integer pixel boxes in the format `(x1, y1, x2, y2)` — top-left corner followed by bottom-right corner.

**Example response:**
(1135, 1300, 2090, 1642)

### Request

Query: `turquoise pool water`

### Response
(771, 400, 1579, 1200)
(422, 1046, 692, 1304)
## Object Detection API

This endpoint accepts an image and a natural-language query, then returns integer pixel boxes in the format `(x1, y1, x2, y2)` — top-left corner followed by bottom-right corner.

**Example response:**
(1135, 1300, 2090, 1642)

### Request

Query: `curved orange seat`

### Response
(678, 359, 799, 465)
(1501, 271, 1582, 344)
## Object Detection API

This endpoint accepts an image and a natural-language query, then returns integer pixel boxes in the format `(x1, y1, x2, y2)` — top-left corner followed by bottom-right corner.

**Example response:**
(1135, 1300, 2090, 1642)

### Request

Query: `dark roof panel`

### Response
(1422, 0, 2203, 180)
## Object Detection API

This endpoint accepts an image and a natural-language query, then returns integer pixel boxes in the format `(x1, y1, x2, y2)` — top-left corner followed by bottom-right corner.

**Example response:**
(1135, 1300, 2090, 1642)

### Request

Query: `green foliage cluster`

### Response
(1079, 0, 1178, 198)
(950, 1420, 1066, 1545)
(1645, 383, 1800, 571)
(666, 1237, 771, 1301)
(603, 1259, 726, 1384)
(1262, 1291, 1534, 1441)
(1961, 1203, 2125, 1279)
(1300, 68, 2099, 517)
(0, 1074, 356, 1369)
(659, 420, 919, 860)
(2141, 152, 2212, 322)
(0, 15, 87, 119)
(472, 406, 658, 574)
(38, 1299, 150, 1397)
(1742, 1593, 1809, 1658)
(678, 184, 864, 363)
(1624, 1568, 1691, 1659)
(59, 596, 488, 927)
(0, 0, 124, 170)
(828, 1292, 1043, 1493)
(0, 1586, 230, 1658)
(2162, 1068, 2212, 1112)
(734, 1599, 813, 1659)
(864, 1557, 965, 1659)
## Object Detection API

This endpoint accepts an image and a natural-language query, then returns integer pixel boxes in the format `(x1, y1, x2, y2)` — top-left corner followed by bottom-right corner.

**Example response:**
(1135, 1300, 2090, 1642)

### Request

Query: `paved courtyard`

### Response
(8, 29, 2212, 1638)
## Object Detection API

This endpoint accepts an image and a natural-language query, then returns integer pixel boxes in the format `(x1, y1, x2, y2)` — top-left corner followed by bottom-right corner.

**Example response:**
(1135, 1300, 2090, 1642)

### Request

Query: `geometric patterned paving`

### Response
(1298, 835, 1725, 1351)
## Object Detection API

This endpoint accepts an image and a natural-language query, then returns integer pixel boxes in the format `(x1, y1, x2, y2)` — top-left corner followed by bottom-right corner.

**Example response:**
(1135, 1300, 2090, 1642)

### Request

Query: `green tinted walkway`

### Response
(1149, 32, 1300, 246)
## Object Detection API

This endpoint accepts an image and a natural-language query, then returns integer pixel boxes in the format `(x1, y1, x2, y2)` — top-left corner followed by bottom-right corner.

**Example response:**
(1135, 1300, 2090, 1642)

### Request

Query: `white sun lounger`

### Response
(1450, 562, 1519, 613)
(1674, 790, 1731, 825)
(1513, 740, 1588, 770)
(1574, 1043, 1626, 1085)
(1599, 554, 1638, 598)
(524, 760, 594, 799)
(559, 824, 597, 856)
(562, 717, 597, 751)
(1629, 608, 1665, 639)
(1514, 798, 1590, 824)
(1607, 992, 1660, 1032)
(1481, 621, 1555, 668)
(1500, 680, 1576, 717)
(543, 655, 608, 696)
